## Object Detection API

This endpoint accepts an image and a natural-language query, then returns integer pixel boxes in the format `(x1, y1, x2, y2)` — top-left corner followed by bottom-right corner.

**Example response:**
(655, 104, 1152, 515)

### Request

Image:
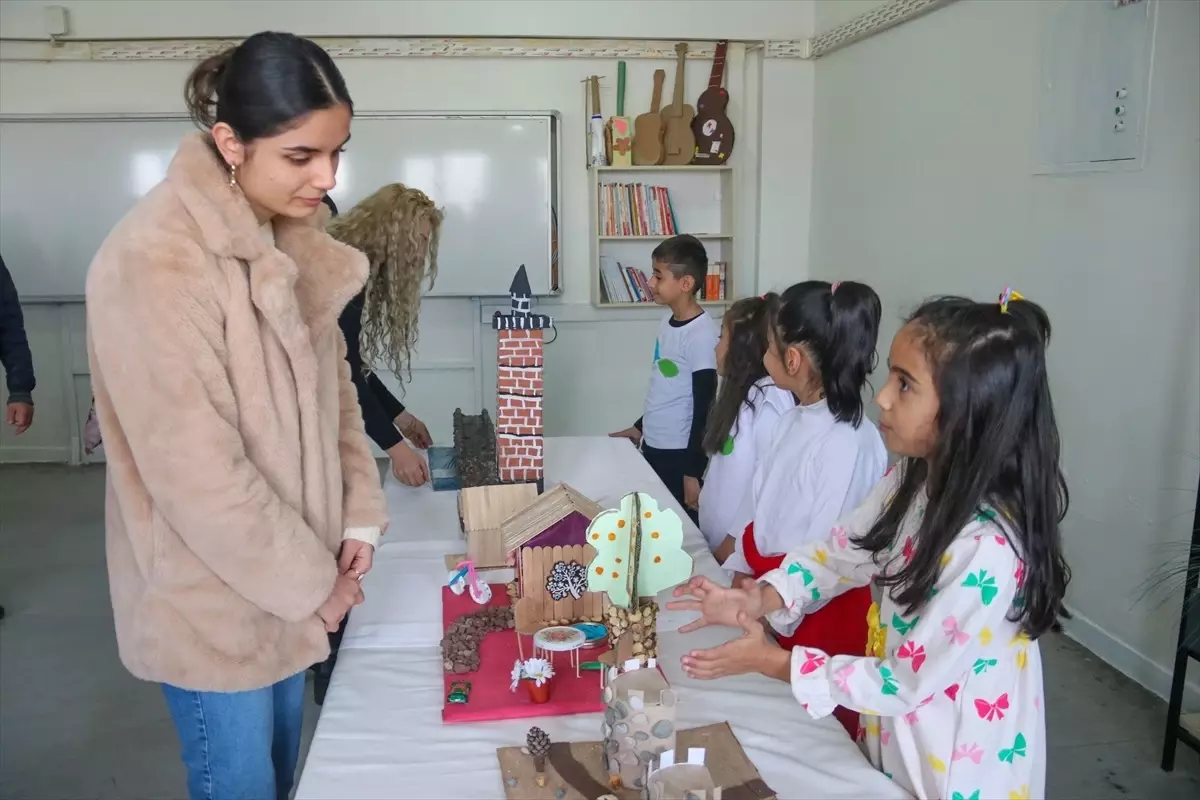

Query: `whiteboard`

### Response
(0, 112, 558, 298)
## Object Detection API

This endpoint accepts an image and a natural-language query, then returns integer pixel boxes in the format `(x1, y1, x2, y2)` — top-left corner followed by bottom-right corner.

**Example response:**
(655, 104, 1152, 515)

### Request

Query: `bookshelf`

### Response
(589, 165, 735, 308)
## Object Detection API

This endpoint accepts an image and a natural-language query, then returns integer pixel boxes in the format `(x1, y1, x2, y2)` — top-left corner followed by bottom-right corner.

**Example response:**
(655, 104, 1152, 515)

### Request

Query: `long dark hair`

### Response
(768, 280, 881, 426)
(184, 32, 353, 140)
(854, 296, 1071, 638)
(703, 297, 772, 455)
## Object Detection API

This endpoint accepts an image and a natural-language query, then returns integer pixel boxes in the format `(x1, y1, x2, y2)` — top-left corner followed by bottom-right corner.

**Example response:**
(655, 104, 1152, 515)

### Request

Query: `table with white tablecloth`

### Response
(296, 436, 908, 800)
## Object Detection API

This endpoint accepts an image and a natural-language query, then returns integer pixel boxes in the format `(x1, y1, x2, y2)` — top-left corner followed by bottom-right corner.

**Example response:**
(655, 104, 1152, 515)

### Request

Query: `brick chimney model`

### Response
(492, 265, 552, 490)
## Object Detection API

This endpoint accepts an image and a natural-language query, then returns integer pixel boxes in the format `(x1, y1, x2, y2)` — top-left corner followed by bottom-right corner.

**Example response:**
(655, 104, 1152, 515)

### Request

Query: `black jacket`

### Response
(0, 255, 35, 404)
(324, 196, 407, 451)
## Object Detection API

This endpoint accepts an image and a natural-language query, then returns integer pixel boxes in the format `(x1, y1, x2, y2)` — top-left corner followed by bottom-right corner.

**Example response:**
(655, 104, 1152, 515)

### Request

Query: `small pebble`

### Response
(555, 788, 566, 800)
(505, 776, 518, 788)
(520, 746, 530, 755)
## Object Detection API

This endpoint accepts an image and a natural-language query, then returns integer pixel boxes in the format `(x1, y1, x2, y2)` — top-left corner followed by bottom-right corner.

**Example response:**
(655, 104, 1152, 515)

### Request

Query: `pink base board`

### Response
(441, 585, 608, 723)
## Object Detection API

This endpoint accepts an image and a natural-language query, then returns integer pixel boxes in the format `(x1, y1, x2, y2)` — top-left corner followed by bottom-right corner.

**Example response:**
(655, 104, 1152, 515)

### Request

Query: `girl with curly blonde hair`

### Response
(326, 184, 444, 488)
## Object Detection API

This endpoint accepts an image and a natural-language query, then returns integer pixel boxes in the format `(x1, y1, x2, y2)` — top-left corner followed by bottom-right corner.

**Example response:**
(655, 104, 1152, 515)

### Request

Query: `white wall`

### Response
(809, 0, 1200, 702)
(0, 0, 817, 462)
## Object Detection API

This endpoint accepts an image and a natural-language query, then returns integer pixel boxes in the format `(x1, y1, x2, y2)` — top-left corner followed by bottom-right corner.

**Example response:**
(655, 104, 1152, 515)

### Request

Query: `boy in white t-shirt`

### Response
(611, 235, 719, 524)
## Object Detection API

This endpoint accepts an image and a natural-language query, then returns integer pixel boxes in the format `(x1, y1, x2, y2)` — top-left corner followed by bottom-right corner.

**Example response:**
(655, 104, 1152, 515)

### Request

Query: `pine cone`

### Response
(526, 726, 551, 772)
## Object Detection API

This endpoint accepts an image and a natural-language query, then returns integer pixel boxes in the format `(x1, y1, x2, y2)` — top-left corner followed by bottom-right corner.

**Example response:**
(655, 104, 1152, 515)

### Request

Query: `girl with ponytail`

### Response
(721, 279, 888, 736)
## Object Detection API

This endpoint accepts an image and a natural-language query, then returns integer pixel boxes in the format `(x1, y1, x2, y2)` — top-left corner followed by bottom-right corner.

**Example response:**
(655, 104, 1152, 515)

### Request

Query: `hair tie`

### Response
(830, 281, 842, 295)
(998, 286, 1025, 314)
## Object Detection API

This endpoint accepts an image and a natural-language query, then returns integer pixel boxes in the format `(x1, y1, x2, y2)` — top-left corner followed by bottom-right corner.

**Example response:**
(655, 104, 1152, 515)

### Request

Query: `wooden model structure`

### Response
(602, 658, 677, 791)
(644, 748, 723, 800)
(455, 264, 556, 560)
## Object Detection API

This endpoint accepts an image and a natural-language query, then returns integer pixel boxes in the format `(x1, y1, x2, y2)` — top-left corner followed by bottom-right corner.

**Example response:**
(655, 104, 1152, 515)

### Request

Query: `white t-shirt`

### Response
(724, 399, 887, 575)
(697, 377, 795, 550)
(641, 311, 719, 450)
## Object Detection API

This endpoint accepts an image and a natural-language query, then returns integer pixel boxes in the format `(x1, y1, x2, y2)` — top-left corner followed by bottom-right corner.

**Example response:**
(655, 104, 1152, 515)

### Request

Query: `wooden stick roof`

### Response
(502, 482, 603, 553)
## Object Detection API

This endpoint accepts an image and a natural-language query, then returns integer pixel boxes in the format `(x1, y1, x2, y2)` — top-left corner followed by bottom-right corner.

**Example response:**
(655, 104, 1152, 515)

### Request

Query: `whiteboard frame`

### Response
(0, 109, 562, 299)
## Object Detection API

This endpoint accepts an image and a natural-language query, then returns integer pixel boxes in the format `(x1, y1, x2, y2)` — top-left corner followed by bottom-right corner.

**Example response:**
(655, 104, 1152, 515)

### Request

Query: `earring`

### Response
(228, 164, 237, 189)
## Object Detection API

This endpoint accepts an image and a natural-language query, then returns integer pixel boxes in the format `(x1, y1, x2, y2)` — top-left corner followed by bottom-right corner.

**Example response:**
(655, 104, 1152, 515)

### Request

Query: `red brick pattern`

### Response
(497, 433, 544, 482)
(497, 365, 544, 396)
(496, 331, 544, 482)
(498, 329, 544, 366)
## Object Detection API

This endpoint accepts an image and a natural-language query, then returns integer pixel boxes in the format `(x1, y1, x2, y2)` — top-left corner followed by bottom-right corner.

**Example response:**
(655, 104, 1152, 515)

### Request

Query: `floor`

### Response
(2, 465, 1199, 799)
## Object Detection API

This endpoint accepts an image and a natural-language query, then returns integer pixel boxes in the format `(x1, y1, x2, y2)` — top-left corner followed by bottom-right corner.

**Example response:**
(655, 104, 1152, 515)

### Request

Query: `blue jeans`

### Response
(161, 672, 306, 800)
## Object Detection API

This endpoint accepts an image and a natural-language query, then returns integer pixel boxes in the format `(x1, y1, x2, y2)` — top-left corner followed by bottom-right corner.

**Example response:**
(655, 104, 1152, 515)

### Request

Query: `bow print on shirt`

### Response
(975, 693, 1010, 722)
(897, 640, 926, 672)
(998, 733, 1027, 763)
(943, 615, 970, 645)
(952, 743, 984, 764)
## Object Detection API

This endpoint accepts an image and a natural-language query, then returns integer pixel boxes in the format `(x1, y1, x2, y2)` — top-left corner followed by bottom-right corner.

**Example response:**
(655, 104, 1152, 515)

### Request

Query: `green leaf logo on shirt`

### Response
(657, 359, 680, 378)
(720, 436, 735, 456)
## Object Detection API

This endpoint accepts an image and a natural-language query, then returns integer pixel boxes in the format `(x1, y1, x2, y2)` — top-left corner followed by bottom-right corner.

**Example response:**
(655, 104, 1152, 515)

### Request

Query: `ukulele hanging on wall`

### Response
(691, 40, 735, 165)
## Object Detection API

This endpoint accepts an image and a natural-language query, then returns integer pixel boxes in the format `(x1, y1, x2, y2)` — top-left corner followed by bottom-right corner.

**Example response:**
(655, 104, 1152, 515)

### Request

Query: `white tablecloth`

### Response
(296, 436, 908, 800)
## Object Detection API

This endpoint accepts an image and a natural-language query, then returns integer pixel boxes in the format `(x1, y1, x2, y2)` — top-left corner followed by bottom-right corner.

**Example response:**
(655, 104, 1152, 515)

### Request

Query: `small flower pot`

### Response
(524, 678, 553, 704)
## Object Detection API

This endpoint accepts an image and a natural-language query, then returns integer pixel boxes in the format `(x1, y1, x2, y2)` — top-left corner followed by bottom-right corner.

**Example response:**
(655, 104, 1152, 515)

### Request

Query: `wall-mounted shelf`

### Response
(589, 165, 736, 309)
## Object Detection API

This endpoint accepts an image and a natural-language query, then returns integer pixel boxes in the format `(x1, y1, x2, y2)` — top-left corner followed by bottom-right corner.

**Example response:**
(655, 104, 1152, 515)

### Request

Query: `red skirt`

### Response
(743, 522, 870, 737)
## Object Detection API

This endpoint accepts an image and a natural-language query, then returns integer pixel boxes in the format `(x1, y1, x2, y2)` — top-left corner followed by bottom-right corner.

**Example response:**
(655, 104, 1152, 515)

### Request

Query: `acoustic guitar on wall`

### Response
(632, 69, 666, 165)
(692, 40, 735, 165)
(660, 42, 695, 166)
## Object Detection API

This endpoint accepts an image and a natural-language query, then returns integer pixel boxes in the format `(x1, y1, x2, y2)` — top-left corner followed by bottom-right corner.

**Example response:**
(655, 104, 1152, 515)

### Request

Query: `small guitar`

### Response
(660, 43, 695, 166)
(632, 69, 666, 165)
(692, 40, 735, 164)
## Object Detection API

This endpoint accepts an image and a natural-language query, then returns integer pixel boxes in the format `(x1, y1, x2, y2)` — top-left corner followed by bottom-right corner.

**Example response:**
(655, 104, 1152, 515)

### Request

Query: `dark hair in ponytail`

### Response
(703, 297, 773, 455)
(853, 295, 1071, 639)
(768, 280, 881, 427)
(184, 32, 353, 141)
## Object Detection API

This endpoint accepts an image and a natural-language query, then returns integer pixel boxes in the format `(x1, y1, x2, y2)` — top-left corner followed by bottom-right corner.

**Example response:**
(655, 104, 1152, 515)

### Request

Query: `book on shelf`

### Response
(599, 256, 655, 303)
(600, 258, 728, 304)
(701, 261, 729, 302)
(598, 182, 678, 237)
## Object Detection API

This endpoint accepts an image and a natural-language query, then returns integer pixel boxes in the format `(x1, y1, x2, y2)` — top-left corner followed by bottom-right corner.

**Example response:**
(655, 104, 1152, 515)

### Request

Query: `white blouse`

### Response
(697, 377, 795, 551)
(724, 399, 887, 575)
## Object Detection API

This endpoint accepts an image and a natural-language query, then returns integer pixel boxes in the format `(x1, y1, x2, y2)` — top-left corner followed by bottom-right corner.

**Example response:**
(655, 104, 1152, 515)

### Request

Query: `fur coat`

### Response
(86, 133, 387, 692)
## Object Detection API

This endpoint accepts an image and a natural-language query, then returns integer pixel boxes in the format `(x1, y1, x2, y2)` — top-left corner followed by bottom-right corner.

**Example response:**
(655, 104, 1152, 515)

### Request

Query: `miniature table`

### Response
(532, 626, 587, 677)
(296, 437, 908, 800)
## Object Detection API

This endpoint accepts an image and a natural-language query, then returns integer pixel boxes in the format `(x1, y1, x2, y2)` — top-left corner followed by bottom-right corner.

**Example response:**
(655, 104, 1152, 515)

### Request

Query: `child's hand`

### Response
(683, 476, 700, 509)
(668, 576, 764, 633)
(681, 611, 790, 681)
(608, 426, 642, 446)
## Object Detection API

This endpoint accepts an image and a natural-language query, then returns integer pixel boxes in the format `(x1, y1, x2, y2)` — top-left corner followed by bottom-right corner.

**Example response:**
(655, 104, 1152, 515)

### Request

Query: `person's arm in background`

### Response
(338, 292, 429, 487)
(366, 371, 432, 449)
(0, 255, 35, 434)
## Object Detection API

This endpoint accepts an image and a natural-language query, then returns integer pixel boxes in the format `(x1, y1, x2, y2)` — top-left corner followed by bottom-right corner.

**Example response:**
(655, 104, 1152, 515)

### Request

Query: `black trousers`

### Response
(311, 613, 349, 706)
(641, 444, 700, 526)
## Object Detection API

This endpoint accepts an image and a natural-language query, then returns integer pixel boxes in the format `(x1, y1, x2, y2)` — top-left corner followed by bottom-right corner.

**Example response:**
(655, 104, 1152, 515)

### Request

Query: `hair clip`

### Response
(830, 281, 842, 294)
(998, 286, 1025, 314)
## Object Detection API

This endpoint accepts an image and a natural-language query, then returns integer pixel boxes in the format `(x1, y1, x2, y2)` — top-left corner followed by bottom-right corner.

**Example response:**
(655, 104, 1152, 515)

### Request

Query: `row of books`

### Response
(598, 182, 678, 237)
(600, 257, 730, 304)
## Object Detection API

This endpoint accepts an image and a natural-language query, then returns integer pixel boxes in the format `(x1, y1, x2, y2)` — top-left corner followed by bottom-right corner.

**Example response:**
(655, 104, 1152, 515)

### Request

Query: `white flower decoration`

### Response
(510, 657, 556, 691)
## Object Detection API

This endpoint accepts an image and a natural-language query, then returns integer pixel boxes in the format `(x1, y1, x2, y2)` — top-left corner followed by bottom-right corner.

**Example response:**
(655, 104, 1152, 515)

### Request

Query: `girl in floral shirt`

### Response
(671, 290, 1070, 800)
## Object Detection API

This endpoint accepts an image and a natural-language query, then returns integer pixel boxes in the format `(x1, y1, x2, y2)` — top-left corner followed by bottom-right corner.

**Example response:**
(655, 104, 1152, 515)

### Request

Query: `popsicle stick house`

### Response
(455, 267, 606, 625)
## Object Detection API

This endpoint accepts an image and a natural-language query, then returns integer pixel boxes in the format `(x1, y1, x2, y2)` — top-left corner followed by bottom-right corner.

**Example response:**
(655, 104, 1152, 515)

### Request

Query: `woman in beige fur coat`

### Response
(85, 33, 385, 800)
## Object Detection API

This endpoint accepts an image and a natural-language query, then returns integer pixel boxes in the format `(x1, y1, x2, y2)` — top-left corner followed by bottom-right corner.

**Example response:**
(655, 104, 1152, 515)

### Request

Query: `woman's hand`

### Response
(387, 442, 430, 487)
(683, 476, 700, 510)
(396, 411, 432, 449)
(681, 611, 791, 681)
(338, 539, 375, 578)
(317, 573, 365, 633)
(667, 576, 765, 633)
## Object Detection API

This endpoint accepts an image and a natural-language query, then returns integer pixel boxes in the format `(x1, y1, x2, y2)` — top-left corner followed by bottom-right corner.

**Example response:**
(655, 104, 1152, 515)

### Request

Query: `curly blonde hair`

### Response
(327, 184, 444, 383)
